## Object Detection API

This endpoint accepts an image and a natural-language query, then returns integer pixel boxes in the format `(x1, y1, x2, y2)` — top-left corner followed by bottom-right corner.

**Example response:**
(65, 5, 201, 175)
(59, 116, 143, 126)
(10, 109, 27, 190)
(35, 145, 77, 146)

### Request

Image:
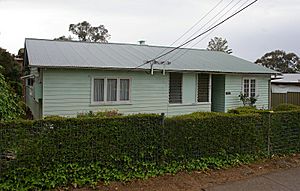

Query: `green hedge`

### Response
(164, 113, 265, 160)
(273, 104, 300, 111)
(1, 111, 300, 190)
(269, 111, 300, 154)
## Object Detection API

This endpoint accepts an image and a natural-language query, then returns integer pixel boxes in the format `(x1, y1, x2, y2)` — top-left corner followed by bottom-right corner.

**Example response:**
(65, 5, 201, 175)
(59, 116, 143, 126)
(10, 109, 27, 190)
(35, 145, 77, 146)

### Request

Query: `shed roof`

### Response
(271, 73, 300, 84)
(25, 38, 277, 74)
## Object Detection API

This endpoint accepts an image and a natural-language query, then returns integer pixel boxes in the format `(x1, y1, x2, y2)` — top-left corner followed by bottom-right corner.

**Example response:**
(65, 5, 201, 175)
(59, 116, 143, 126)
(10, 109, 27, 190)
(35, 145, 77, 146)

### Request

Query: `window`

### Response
(92, 78, 130, 103)
(94, 79, 104, 102)
(169, 73, 182, 104)
(107, 79, 117, 101)
(197, 74, 210, 102)
(250, 79, 256, 97)
(243, 78, 256, 97)
(120, 79, 130, 101)
(27, 78, 34, 86)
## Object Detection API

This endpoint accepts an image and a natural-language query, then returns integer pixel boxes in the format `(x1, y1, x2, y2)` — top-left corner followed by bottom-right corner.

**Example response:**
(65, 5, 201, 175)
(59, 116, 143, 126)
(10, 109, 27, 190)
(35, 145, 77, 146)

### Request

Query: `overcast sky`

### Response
(0, 0, 299, 61)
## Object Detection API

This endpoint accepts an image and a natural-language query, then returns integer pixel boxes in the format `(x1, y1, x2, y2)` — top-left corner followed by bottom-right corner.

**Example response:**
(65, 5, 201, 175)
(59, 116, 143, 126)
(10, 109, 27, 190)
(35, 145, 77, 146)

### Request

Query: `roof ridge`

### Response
(25, 38, 212, 52)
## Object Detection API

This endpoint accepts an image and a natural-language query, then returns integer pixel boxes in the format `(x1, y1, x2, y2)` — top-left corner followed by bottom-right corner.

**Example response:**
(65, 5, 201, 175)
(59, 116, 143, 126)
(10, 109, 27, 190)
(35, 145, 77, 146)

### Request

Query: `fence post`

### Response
(160, 113, 165, 164)
(267, 111, 273, 156)
(160, 113, 165, 127)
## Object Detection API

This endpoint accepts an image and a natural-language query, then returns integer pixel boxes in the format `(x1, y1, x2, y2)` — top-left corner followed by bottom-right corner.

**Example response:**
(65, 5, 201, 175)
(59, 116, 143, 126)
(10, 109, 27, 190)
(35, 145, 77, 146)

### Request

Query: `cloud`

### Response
(0, 0, 299, 61)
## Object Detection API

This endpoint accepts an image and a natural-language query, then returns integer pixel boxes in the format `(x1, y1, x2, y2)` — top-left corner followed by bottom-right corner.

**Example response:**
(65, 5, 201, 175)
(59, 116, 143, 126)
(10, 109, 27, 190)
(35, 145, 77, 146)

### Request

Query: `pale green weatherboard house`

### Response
(23, 38, 277, 119)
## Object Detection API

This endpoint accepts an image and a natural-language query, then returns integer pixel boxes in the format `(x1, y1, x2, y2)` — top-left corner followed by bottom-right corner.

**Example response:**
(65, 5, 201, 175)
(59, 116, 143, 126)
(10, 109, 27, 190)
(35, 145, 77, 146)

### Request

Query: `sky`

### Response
(0, 0, 299, 61)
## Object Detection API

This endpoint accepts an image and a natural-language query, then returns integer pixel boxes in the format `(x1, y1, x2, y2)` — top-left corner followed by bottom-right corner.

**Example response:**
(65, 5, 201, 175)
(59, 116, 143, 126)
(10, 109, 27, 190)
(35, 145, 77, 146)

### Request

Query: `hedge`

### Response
(0, 111, 300, 190)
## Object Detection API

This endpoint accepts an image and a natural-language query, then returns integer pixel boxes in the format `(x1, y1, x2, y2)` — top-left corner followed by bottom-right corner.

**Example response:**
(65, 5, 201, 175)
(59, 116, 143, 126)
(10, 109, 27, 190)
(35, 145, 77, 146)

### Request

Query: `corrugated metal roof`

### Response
(25, 38, 277, 74)
(272, 74, 300, 83)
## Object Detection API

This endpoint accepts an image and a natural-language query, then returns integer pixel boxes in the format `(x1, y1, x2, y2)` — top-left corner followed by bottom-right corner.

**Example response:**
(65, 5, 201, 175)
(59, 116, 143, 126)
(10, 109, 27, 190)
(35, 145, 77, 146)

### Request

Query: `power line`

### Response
(132, 0, 227, 70)
(150, 0, 257, 63)
(164, 0, 238, 61)
(155, 0, 224, 57)
(170, 0, 251, 62)
(133, 0, 258, 71)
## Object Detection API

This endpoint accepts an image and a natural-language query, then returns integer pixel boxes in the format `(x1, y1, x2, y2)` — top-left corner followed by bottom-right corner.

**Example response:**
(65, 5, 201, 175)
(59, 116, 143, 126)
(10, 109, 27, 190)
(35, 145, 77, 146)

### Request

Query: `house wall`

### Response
(224, 75, 270, 111)
(26, 86, 41, 119)
(25, 67, 43, 119)
(42, 69, 211, 117)
(272, 84, 300, 93)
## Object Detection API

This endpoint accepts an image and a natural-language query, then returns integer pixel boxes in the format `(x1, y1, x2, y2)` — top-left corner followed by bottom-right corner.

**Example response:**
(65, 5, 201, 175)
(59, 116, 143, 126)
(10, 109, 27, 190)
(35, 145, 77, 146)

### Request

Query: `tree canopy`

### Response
(255, 50, 300, 73)
(207, 37, 232, 54)
(0, 48, 22, 95)
(0, 73, 24, 121)
(53, 35, 73, 41)
(55, 21, 110, 42)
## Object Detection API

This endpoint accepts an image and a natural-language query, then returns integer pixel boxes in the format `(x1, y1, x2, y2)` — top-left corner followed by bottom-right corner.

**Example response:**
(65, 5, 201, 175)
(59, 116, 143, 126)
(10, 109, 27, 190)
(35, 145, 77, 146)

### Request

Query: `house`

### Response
(23, 38, 277, 119)
(271, 73, 300, 107)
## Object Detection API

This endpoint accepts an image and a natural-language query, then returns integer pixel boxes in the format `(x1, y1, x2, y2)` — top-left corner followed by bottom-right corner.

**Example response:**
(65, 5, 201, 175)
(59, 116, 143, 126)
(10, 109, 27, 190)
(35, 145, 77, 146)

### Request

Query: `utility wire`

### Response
(133, 0, 258, 70)
(164, 0, 238, 61)
(132, 0, 226, 70)
(155, 0, 224, 57)
(170, 0, 251, 62)
(151, 0, 257, 62)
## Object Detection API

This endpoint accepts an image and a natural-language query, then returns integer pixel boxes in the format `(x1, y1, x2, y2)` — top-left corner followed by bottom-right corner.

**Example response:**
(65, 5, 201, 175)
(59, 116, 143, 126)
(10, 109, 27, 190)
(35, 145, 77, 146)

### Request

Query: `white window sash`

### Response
(243, 78, 256, 98)
(91, 77, 131, 104)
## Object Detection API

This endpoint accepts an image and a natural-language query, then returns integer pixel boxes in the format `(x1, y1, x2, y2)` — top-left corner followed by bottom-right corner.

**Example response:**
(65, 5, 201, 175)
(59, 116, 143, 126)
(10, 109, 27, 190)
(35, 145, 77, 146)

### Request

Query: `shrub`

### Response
(0, 73, 24, 121)
(273, 104, 300, 111)
(239, 92, 258, 106)
(170, 111, 221, 119)
(228, 106, 258, 114)
(165, 113, 265, 160)
(77, 110, 122, 118)
(227, 106, 270, 114)
(1, 111, 300, 190)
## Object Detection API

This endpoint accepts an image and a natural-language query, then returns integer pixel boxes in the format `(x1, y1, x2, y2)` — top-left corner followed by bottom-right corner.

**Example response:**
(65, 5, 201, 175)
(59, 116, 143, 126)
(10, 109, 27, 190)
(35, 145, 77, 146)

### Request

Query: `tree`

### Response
(0, 73, 24, 121)
(255, 50, 300, 73)
(69, 21, 110, 42)
(53, 35, 73, 41)
(0, 48, 22, 95)
(207, 37, 232, 54)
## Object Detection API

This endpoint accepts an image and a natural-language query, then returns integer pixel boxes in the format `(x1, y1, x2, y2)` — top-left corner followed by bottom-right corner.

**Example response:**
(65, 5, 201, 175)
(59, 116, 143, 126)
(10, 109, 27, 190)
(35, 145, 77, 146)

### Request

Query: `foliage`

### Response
(273, 104, 300, 111)
(207, 37, 232, 54)
(227, 106, 269, 114)
(0, 73, 24, 121)
(268, 111, 300, 154)
(69, 21, 110, 42)
(53, 35, 73, 41)
(77, 110, 122, 118)
(1, 111, 300, 190)
(170, 111, 221, 119)
(0, 47, 22, 95)
(239, 92, 258, 106)
(255, 50, 300, 73)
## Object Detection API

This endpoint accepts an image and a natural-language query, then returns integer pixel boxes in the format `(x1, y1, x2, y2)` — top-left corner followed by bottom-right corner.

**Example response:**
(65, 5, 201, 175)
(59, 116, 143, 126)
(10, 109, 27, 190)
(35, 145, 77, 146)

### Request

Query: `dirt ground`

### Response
(72, 154, 300, 191)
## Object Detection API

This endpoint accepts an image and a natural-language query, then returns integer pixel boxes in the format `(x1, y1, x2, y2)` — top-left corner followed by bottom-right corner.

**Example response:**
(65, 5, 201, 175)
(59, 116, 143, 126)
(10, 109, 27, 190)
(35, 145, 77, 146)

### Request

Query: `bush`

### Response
(165, 113, 265, 160)
(77, 110, 122, 118)
(0, 73, 24, 121)
(1, 111, 300, 190)
(227, 106, 270, 114)
(273, 104, 300, 111)
(170, 111, 221, 119)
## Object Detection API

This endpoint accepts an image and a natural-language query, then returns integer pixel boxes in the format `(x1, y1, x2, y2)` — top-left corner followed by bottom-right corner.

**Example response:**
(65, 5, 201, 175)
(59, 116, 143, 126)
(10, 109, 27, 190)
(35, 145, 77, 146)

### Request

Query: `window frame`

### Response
(169, 72, 183, 104)
(91, 77, 131, 105)
(196, 73, 212, 103)
(242, 78, 257, 98)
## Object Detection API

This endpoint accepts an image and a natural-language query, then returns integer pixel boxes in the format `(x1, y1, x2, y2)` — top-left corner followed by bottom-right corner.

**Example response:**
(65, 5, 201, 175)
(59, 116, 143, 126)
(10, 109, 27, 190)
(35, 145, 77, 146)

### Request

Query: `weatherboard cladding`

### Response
(271, 74, 300, 84)
(25, 38, 277, 74)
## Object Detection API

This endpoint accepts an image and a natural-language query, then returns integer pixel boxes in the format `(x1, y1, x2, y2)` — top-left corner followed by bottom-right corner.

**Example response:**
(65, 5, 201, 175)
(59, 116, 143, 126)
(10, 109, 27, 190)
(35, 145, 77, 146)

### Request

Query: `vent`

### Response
(138, 40, 146, 45)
